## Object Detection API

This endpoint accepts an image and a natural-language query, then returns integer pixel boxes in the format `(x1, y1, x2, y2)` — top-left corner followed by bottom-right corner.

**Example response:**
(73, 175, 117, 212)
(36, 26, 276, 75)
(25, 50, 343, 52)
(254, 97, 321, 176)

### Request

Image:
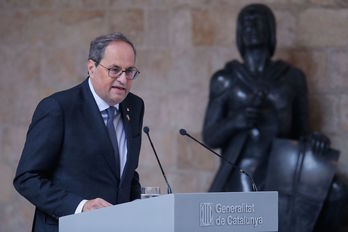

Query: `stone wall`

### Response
(1, 0, 348, 231)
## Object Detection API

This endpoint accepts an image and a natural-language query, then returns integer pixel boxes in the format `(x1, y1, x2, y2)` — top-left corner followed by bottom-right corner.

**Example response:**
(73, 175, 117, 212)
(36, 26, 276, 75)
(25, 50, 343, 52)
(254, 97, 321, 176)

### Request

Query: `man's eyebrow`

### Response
(110, 64, 135, 69)
(109, 64, 121, 69)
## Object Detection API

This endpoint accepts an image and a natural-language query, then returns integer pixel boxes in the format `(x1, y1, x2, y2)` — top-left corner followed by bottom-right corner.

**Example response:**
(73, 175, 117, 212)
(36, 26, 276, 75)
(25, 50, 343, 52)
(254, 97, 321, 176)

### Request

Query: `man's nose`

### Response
(117, 72, 128, 84)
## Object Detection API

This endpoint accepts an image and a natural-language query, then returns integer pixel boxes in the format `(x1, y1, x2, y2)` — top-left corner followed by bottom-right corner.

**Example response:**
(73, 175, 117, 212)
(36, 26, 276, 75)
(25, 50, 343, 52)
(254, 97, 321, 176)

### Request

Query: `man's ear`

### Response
(87, 60, 96, 76)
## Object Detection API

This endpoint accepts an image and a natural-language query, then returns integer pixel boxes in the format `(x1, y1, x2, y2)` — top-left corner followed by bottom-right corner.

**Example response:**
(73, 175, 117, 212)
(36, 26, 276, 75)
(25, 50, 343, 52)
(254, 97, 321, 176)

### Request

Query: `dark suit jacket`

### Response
(13, 78, 144, 232)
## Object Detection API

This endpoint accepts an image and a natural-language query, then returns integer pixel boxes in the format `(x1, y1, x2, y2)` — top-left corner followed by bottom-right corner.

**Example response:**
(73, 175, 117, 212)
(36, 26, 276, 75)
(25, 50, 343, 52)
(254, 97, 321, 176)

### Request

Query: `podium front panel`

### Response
(60, 191, 278, 232)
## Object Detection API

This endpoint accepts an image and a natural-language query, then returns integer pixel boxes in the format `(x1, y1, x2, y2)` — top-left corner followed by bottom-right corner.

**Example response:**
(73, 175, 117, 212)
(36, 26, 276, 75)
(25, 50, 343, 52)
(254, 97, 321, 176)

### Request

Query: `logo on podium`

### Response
(200, 203, 214, 226)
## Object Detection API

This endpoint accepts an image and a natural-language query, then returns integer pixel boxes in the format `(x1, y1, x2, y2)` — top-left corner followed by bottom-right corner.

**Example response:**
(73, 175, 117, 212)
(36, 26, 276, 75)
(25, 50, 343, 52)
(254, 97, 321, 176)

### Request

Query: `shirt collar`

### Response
(88, 77, 119, 112)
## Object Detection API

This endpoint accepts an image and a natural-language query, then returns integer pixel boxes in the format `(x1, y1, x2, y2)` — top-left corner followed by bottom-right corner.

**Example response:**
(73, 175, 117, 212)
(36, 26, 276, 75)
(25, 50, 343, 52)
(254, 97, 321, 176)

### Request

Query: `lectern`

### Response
(60, 192, 278, 232)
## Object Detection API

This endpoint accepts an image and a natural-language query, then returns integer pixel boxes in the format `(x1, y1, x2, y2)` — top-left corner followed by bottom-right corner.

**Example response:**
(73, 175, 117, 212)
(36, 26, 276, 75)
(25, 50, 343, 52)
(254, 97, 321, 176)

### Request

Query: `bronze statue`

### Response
(202, 3, 347, 231)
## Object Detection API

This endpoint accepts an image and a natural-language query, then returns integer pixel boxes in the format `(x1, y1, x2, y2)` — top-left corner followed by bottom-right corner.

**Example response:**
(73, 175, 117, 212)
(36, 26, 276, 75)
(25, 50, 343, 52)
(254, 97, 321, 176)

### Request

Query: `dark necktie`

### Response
(106, 106, 121, 178)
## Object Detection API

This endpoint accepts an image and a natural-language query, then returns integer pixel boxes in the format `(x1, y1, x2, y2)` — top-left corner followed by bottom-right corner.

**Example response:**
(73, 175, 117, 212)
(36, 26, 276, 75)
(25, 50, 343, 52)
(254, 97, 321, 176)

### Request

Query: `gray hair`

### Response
(88, 32, 136, 65)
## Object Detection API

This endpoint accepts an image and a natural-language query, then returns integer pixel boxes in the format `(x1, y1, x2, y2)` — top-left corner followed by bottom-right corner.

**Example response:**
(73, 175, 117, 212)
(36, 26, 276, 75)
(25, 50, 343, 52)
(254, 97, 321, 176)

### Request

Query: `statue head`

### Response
(236, 4, 276, 58)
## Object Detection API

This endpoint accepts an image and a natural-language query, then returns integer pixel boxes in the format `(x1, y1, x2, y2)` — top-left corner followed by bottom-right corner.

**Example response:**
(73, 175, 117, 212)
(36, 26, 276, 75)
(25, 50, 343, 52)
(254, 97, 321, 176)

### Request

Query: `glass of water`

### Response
(141, 187, 160, 199)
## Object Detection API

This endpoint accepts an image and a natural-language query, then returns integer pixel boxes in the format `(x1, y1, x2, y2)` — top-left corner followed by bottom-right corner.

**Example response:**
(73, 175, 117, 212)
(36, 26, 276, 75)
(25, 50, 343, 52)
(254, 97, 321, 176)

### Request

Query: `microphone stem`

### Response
(184, 133, 258, 192)
(240, 170, 258, 192)
(185, 134, 238, 170)
(145, 132, 172, 194)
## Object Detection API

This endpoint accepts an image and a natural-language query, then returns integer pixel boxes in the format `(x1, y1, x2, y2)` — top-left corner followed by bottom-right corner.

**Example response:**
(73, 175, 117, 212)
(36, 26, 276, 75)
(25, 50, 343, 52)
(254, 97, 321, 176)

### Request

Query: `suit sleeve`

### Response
(130, 98, 144, 200)
(13, 97, 83, 219)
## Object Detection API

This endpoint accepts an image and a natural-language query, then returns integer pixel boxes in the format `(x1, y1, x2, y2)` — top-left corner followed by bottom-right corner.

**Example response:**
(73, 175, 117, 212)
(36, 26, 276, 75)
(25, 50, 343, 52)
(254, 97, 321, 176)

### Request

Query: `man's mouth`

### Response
(112, 86, 126, 91)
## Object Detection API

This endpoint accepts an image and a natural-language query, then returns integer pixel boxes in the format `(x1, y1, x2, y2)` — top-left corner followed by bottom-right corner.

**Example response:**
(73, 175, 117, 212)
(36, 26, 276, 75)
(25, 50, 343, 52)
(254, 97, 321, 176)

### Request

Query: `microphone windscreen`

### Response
(179, 129, 187, 135)
(143, 126, 150, 133)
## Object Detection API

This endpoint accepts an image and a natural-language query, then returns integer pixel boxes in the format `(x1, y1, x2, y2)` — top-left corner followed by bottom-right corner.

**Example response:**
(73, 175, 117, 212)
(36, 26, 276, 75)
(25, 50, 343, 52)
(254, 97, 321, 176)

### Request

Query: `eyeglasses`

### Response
(98, 63, 140, 80)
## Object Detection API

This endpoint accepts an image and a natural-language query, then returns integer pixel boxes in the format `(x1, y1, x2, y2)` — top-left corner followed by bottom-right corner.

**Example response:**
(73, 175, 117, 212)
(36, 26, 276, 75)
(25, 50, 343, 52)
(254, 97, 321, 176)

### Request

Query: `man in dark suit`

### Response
(13, 32, 144, 232)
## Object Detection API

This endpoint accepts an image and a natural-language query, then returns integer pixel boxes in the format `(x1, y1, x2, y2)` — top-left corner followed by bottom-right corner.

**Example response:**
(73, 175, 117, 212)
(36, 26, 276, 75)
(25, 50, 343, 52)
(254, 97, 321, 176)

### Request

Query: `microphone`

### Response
(143, 126, 173, 194)
(179, 128, 258, 191)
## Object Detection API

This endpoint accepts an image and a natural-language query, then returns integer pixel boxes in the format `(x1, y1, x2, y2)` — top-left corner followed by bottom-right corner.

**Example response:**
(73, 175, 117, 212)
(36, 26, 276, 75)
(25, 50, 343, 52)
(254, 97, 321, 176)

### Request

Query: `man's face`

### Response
(242, 11, 269, 48)
(88, 41, 135, 106)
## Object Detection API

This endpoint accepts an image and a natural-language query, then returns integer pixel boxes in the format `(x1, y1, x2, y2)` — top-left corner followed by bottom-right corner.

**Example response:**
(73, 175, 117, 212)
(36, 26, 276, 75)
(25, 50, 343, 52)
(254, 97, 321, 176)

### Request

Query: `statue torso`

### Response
(213, 60, 302, 138)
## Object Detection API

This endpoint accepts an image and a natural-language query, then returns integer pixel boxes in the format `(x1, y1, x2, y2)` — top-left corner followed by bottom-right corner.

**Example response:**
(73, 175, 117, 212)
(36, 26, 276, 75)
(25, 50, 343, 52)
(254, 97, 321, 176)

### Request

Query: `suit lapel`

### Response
(119, 102, 132, 140)
(119, 98, 137, 183)
(80, 79, 119, 180)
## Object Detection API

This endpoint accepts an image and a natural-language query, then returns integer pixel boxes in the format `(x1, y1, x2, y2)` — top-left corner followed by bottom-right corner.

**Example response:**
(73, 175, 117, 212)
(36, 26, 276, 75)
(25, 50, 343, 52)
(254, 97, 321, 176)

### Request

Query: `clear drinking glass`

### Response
(141, 187, 160, 199)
